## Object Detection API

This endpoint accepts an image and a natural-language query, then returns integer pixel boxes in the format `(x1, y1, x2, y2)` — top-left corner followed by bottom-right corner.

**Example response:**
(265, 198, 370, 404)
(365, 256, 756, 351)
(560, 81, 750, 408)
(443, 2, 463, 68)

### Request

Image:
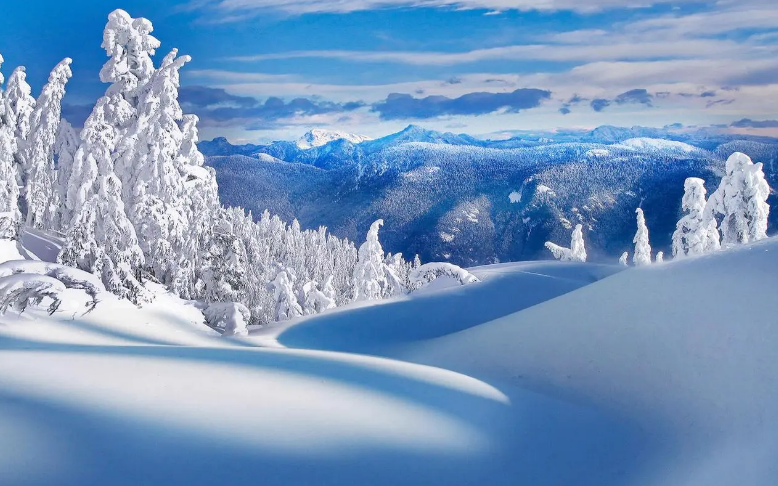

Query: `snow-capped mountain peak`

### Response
(296, 129, 372, 150)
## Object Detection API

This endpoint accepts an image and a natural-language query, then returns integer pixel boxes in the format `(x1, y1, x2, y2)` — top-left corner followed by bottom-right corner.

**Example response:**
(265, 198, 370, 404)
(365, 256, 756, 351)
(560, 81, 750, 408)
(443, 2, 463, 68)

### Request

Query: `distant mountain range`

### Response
(201, 126, 778, 266)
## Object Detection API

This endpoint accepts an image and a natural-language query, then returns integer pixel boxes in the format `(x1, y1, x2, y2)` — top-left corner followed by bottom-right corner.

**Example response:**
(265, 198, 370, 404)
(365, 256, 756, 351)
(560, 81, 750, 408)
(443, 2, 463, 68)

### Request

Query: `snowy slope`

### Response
(1, 234, 777, 485)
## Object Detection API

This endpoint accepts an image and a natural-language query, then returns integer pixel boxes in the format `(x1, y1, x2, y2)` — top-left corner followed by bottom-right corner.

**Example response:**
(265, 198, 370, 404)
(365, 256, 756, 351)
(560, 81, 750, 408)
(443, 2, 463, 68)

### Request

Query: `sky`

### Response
(1, 0, 778, 143)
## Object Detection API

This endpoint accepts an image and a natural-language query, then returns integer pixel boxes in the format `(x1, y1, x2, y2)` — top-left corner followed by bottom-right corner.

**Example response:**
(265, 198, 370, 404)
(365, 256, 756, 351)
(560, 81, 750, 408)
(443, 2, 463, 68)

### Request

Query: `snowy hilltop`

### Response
(295, 128, 372, 149)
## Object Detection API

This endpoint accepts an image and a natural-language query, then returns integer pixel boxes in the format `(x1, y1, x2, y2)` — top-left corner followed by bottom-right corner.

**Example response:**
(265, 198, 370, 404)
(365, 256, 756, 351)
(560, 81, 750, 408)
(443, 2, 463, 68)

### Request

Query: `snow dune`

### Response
(1, 233, 777, 485)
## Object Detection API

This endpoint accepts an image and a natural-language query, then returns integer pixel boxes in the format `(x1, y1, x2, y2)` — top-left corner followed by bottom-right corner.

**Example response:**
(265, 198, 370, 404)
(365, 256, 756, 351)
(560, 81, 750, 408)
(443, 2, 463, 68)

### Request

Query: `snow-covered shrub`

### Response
(0, 260, 106, 311)
(203, 302, 250, 337)
(301, 280, 336, 315)
(706, 152, 771, 245)
(409, 262, 480, 291)
(545, 224, 587, 262)
(633, 208, 652, 266)
(0, 273, 65, 315)
(656, 251, 664, 263)
(672, 177, 720, 258)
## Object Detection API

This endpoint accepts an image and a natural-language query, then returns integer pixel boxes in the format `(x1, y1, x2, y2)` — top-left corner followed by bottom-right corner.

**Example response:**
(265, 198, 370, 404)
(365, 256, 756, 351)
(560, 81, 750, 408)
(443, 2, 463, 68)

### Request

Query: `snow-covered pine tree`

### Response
(122, 50, 191, 284)
(202, 212, 247, 303)
(301, 280, 336, 315)
(656, 251, 664, 263)
(672, 177, 720, 258)
(545, 224, 586, 262)
(21, 58, 72, 229)
(706, 152, 771, 245)
(353, 219, 388, 301)
(633, 208, 652, 266)
(3, 66, 36, 161)
(0, 54, 21, 239)
(60, 10, 161, 304)
(51, 119, 79, 231)
(619, 252, 629, 266)
(271, 269, 303, 321)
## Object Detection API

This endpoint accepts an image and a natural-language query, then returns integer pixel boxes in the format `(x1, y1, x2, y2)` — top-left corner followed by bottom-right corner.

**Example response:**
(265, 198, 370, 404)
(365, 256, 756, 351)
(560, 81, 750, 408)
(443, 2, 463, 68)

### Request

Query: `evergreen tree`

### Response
(353, 219, 388, 301)
(0, 55, 21, 239)
(633, 208, 652, 266)
(672, 177, 720, 258)
(51, 119, 79, 231)
(706, 152, 771, 245)
(21, 58, 72, 229)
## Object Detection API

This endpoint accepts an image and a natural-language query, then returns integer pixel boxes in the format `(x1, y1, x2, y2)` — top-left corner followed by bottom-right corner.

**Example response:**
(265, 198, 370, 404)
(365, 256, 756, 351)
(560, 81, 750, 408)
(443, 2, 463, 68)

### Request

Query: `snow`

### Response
(508, 190, 521, 203)
(296, 128, 372, 149)
(616, 137, 697, 153)
(1, 233, 777, 484)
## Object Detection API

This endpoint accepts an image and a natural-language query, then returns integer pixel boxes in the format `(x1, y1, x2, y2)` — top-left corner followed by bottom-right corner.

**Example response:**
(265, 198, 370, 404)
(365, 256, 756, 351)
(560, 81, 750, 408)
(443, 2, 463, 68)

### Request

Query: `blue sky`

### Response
(2, 0, 777, 142)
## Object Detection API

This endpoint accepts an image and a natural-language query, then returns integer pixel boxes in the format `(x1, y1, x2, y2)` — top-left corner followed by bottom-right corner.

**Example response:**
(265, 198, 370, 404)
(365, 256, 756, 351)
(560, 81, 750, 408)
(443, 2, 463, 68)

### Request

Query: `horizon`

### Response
(2, 0, 777, 143)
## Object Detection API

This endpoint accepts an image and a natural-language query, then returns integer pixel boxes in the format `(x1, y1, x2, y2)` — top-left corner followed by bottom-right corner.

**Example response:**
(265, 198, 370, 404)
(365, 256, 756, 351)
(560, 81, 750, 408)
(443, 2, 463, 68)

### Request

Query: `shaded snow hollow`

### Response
(1, 234, 777, 486)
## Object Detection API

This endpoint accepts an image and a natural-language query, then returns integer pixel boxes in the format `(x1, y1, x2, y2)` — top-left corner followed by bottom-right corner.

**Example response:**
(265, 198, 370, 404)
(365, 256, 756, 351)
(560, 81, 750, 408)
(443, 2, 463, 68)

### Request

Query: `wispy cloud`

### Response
(193, 0, 697, 17)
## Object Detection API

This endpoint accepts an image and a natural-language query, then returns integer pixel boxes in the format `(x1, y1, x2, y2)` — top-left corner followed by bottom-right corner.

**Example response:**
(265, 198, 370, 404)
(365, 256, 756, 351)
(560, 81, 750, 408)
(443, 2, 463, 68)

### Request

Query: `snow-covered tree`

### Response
(353, 219, 388, 301)
(203, 302, 250, 337)
(4, 66, 36, 155)
(633, 208, 652, 266)
(656, 251, 664, 263)
(271, 269, 303, 321)
(545, 224, 586, 262)
(0, 55, 21, 239)
(202, 214, 246, 303)
(619, 252, 629, 266)
(301, 280, 336, 315)
(672, 177, 720, 258)
(706, 152, 771, 245)
(51, 119, 80, 230)
(21, 58, 73, 229)
(58, 96, 149, 304)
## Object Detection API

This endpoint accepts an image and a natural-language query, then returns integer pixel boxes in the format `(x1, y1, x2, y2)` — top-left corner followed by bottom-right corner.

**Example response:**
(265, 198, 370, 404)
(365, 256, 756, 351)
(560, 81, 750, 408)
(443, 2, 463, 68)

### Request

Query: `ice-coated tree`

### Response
(672, 177, 720, 258)
(271, 269, 303, 321)
(51, 119, 79, 230)
(706, 152, 771, 245)
(656, 251, 664, 263)
(353, 219, 388, 301)
(633, 208, 652, 266)
(619, 252, 629, 266)
(21, 58, 72, 229)
(4, 66, 36, 156)
(545, 224, 586, 262)
(0, 55, 21, 239)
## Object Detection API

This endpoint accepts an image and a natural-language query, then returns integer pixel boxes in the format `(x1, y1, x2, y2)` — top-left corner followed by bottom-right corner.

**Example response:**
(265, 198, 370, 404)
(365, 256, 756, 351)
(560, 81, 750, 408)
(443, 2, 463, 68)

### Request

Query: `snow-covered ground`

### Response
(1, 232, 776, 485)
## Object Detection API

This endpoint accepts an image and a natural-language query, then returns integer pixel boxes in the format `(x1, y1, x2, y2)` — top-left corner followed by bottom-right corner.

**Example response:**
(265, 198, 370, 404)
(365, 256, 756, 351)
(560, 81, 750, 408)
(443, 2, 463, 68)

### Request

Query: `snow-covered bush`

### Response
(203, 302, 250, 337)
(0, 260, 106, 311)
(656, 251, 664, 263)
(409, 262, 480, 291)
(633, 208, 652, 266)
(545, 224, 587, 262)
(270, 269, 303, 321)
(0, 273, 65, 315)
(672, 177, 720, 258)
(706, 152, 771, 245)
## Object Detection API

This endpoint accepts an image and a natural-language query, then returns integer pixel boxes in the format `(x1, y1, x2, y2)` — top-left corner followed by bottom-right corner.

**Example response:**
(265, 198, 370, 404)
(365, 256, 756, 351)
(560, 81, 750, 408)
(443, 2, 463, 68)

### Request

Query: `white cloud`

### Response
(197, 0, 704, 16)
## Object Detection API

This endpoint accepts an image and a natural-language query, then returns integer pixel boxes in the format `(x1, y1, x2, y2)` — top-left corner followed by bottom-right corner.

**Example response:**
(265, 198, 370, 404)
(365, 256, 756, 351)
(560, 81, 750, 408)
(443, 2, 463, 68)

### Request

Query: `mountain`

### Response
(296, 128, 372, 149)
(201, 125, 778, 266)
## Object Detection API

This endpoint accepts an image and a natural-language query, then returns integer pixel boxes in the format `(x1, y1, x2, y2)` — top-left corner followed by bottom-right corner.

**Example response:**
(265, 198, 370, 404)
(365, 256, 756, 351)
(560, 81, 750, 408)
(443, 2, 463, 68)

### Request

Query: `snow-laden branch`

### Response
(0, 274, 66, 315)
(0, 260, 106, 311)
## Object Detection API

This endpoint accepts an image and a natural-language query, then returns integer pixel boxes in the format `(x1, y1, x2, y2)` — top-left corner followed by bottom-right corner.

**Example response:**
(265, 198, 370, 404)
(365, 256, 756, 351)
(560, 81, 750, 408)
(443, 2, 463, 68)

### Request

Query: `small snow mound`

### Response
(296, 129, 372, 149)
